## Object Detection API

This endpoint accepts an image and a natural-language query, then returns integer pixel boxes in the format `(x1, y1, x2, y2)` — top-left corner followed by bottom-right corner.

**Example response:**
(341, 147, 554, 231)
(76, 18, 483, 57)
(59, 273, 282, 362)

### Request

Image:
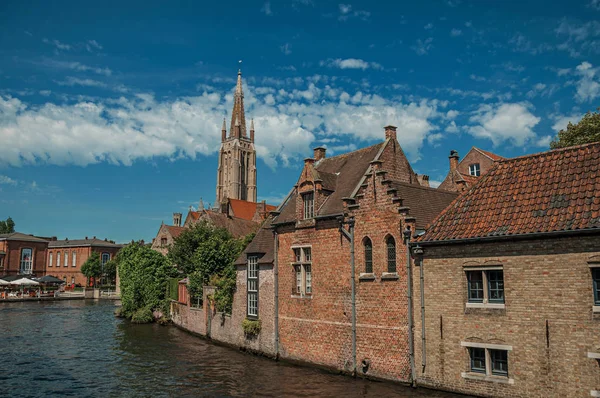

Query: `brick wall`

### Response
(3, 240, 48, 277)
(171, 301, 207, 336)
(456, 149, 496, 178)
(413, 235, 600, 397)
(46, 245, 120, 285)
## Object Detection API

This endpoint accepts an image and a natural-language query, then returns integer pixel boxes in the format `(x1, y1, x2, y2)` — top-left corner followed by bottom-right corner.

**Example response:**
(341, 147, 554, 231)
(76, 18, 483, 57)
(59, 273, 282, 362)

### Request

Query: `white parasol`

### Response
(10, 278, 40, 286)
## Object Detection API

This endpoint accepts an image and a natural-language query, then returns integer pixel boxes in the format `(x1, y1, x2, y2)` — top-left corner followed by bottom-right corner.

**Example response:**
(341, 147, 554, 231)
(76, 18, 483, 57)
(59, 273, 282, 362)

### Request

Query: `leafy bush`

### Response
(210, 267, 237, 314)
(131, 307, 154, 324)
(118, 242, 178, 320)
(81, 252, 102, 286)
(114, 307, 125, 318)
(242, 318, 261, 336)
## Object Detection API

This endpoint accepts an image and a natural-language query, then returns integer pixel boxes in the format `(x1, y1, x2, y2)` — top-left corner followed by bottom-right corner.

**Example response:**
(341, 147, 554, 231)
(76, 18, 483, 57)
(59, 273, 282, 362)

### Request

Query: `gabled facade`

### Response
(0, 232, 49, 277)
(412, 142, 600, 397)
(438, 147, 503, 192)
(151, 216, 186, 256)
(271, 126, 457, 381)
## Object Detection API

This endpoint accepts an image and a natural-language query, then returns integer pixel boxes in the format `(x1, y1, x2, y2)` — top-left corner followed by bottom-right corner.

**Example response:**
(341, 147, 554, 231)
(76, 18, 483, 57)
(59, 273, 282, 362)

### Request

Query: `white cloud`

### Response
(56, 77, 107, 88)
(261, 1, 273, 15)
(450, 28, 462, 37)
(469, 74, 486, 82)
(320, 58, 382, 70)
(555, 19, 600, 57)
(0, 79, 452, 168)
(509, 33, 552, 55)
(574, 61, 600, 102)
(467, 103, 541, 146)
(535, 135, 552, 147)
(41, 59, 112, 76)
(86, 40, 103, 52)
(42, 38, 71, 51)
(280, 43, 292, 55)
(552, 113, 582, 132)
(39, 90, 51, 96)
(0, 175, 17, 185)
(590, 0, 600, 10)
(424, 23, 433, 30)
(411, 38, 433, 55)
(337, 4, 370, 21)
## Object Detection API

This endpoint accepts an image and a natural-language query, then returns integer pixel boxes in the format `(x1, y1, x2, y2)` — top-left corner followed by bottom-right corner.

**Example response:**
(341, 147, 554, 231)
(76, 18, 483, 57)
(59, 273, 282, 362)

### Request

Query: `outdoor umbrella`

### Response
(36, 275, 65, 284)
(10, 278, 40, 286)
(0, 279, 10, 285)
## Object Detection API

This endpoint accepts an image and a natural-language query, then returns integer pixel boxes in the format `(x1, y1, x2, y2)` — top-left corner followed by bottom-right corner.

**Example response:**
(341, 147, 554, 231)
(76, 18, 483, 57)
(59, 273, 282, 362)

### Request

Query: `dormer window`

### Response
(303, 192, 314, 219)
(469, 163, 481, 176)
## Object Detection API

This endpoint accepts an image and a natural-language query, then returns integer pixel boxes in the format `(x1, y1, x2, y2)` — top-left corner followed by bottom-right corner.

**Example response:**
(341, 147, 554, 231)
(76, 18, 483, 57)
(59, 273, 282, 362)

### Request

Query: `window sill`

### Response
(591, 390, 600, 397)
(461, 372, 514, 385)
(593, 306, 600, 313)
(466, 302, 506, 309)
(381, 272, 399, 280)
(291, 294, 313, 299)
(359, 273, 376, 281)
(588, 352, 600, 359)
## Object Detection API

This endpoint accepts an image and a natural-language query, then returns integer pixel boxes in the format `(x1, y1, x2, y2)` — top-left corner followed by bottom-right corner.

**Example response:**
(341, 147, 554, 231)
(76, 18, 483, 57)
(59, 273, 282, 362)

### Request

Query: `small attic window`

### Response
(469, 163, 481, 177)
(302, 192, 314, 219)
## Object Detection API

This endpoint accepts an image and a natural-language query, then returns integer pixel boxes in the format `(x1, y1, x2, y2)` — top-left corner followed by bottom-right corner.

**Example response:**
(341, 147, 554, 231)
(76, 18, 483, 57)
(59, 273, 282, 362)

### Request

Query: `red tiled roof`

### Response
(474, 147, 504, 161)
(165, 226, 186, 239)
(421, 142, 600, 242)
(228, 199, 276, 221)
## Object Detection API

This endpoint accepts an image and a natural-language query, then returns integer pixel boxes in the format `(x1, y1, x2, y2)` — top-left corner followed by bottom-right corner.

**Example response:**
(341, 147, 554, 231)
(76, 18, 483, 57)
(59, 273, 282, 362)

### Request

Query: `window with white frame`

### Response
(465, 267, 505, 307)
(302, 192, 314, 219)
(462, 342, 512, 380)
(49, 252, 53, 268)
(20, 248, 33, 274)
(71, 277, 75, 285)
(101, 253, 110, 265)
(247, 256, 258, 318)
(72, 251, 77, 267)
(64, 251, 68, 267)
(469, 163, 481, 176)
(57, 252, 61, 269)
(292, 247, 312, 295)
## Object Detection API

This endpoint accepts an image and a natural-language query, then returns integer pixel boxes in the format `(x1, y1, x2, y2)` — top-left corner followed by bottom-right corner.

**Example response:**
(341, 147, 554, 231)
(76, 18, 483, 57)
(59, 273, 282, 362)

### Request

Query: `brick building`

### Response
(151, 213, 186, 255)
(269, 126, 457, 381)
(438, 147, 503, 192)
(412, 142, 600, 397)
(47, 237, 122, 286)
(0, 232, 49, 277)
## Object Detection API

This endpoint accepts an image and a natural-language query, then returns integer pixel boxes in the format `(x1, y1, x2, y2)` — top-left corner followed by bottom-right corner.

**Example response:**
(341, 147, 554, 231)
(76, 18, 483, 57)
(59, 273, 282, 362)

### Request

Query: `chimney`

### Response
(419, 174, 430, 188)
(93, 236, 96, 239)
(384, 125, 397, 140)
(85, 236, 88, 240)
(449, 150, 460, 173)
(304, 157, 315, 167)
(313, 147, 326, 161)
(173, 213, 182, 227)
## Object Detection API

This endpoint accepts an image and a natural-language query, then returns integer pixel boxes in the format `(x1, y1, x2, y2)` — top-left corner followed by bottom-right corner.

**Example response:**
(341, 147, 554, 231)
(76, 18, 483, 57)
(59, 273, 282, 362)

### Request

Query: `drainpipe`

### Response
(339, 217, 356, 376)
(413, 245, 426, 374)
(403, 228, 416, 387)
(273, 229, 279, 359)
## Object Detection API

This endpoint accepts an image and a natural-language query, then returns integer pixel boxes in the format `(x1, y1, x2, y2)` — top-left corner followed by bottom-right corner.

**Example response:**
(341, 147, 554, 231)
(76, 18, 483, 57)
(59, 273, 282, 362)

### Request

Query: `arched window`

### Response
(364, 238, 373, 273)
(386, 236, 396, 273)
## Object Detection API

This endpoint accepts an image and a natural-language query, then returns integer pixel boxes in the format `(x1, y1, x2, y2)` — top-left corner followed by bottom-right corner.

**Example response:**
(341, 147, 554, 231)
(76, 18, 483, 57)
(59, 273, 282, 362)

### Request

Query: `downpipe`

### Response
(403, 228, 416, 387)
(413, 244, 426, 374)
(273, 229, 280, 359)
(339, 217, 356, 376)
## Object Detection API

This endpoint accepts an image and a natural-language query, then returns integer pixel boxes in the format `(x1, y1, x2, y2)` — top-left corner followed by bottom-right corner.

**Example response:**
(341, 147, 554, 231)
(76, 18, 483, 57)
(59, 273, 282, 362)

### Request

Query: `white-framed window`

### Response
(64, 251, 68, 267)
(49, 252, 53, 268)
(57, 252, 61, 269)
(101, 253, 110, 265)
(292, 247, 312, 296)
(20, 248, 33, 274)
(465, 266, 505, 308)
(461, 342, 512, 382)
(302, 192, 314, 219)
(72, 251, 77, 267)
(247, 256, 258, 318)
(71, 277, 75, 284)
(469, 163, 481, 176)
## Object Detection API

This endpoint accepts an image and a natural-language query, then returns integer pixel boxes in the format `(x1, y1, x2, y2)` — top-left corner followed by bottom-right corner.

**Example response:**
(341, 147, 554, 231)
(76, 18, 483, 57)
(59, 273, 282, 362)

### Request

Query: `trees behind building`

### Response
(551, 107, 600, 149)
(0, 217, 15, 234)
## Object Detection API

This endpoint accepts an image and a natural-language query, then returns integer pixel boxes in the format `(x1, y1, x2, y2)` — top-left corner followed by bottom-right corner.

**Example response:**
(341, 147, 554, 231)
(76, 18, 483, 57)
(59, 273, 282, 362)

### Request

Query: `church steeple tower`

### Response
(216, 69, 257, 205)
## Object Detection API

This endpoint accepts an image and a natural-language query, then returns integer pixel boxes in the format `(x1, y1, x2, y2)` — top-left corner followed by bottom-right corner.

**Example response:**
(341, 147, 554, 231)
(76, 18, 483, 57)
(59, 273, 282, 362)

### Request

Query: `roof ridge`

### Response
(498, 141, 600, 164)
(392, 180, 460, 196)
(317, 142, 382, 164)
(472, 146, 504, 161)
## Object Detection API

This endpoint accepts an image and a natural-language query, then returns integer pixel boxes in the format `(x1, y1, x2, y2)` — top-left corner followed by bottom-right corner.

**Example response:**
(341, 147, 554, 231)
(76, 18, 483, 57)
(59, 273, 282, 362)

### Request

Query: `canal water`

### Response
(0, 300, 462, 397)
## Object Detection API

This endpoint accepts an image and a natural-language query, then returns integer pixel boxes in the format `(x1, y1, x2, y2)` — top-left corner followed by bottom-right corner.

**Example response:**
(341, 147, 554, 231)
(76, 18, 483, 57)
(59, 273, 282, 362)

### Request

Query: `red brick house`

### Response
(412, 142, 600, 397)
(438, 147, 503, 192)
(151, 214, 186, 255)
(0, 232, 49, 277)
(270, 126, 457, 381)
(47, 237, 122, 286)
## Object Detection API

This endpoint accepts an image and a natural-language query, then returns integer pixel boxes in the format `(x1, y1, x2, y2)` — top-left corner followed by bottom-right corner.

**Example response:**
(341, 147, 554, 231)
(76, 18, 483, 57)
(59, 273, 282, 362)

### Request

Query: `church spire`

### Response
(221, 118, 227, 142)
(229, 69, 246, 138)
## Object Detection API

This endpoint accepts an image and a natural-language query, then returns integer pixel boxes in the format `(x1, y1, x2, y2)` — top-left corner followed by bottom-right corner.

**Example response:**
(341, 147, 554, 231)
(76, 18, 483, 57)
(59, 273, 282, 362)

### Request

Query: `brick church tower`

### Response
(215, 70, 257, 205)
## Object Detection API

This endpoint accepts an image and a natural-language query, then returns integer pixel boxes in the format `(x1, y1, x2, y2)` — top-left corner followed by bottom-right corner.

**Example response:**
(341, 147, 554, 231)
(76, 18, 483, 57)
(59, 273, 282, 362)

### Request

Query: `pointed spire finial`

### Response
(221, 118, 226, 131)
(250, 118, 255, 131)
(198, 197, 204, 211)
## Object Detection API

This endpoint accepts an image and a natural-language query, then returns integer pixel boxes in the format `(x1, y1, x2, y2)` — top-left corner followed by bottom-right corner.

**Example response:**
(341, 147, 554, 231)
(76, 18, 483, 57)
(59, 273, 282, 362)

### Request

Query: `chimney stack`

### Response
(313, 147, 326, 161)
(384, 125, 397, 140)
(304, 157, 315, 167)
(449, 150, 460, 172)
(173, 213, 182, 227)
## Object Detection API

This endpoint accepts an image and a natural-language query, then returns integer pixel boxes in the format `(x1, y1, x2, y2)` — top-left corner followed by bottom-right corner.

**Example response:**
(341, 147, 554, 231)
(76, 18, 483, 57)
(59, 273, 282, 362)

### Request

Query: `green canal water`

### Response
(0, 300, 463, 397)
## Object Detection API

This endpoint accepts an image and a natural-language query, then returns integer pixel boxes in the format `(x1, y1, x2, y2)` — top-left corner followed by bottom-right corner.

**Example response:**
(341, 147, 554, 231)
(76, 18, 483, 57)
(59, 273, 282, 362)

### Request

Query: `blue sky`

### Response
(0, 0, 599, 243)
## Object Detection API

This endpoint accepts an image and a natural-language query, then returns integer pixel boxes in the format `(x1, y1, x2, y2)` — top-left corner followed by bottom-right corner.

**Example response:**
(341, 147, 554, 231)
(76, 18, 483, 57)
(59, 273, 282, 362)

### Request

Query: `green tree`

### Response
(550, 107, 600, 149)
(0, 217, 15, 234)
(103, 259, 118, 285)
(81, 252, 102, 287)
(117, 242, 178, 320)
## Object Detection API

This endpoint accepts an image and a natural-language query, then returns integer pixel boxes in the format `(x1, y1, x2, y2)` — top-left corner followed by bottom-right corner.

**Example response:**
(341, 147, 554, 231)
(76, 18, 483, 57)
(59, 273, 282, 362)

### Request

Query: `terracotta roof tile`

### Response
(420, 142, 600, 242)
(165, 226, 186, 239)
(474, 147, 504, 161)
(200, 211, 259, 238)
(228, 198, 276, 221)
